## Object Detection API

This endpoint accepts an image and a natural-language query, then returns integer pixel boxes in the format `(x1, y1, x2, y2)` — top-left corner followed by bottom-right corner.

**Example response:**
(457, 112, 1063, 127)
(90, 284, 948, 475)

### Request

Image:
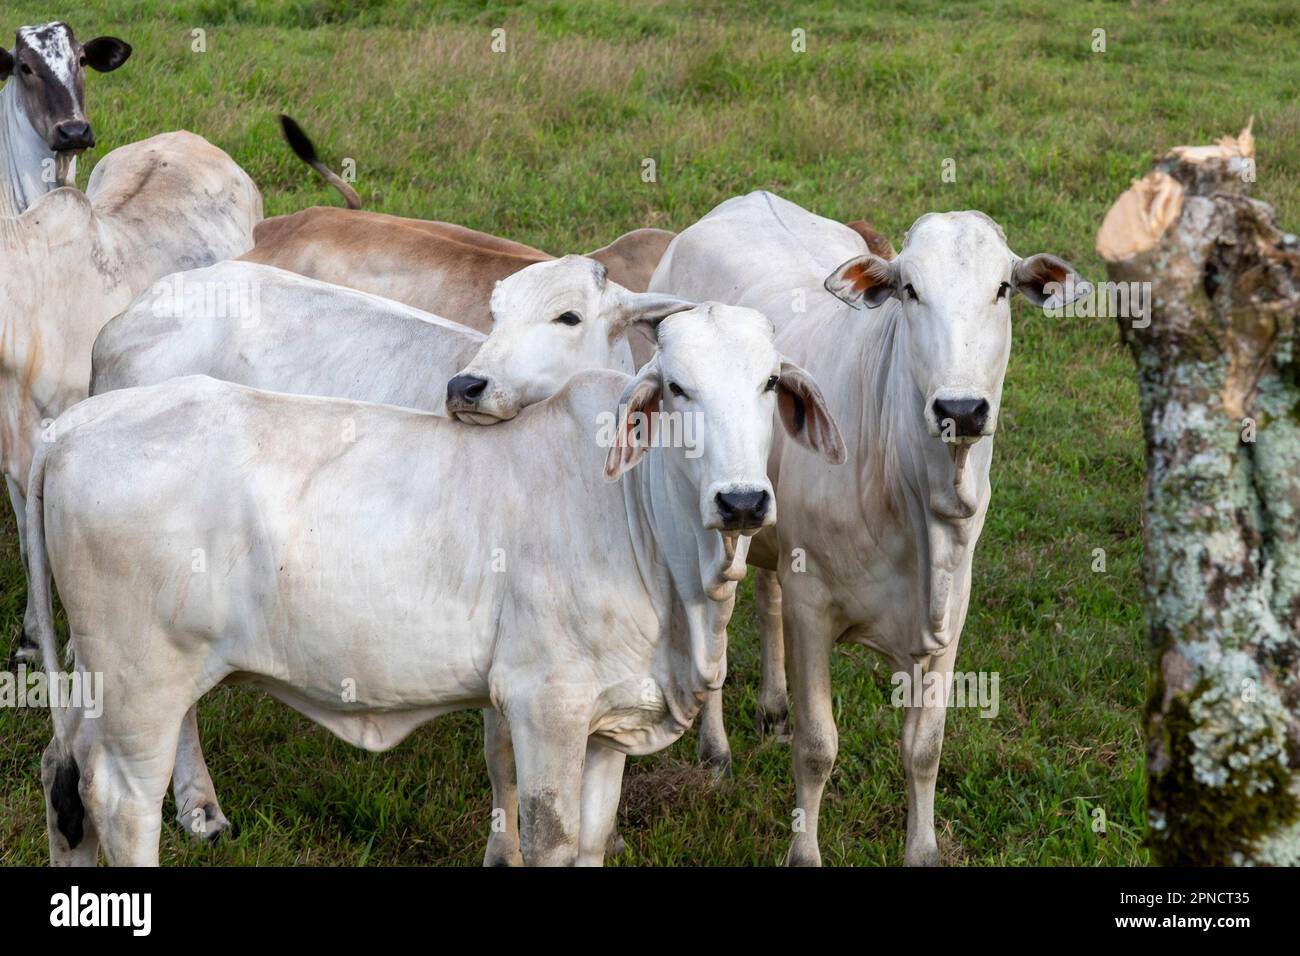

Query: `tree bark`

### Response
(1098, 123, 1300, 865)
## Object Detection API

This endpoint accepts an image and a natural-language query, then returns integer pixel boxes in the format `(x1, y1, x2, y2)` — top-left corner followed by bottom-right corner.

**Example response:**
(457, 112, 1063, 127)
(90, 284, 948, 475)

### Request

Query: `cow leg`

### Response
(784, 596, 838, 867)
(899, 641, 959, 866)
(754, 568, 789, 739)
(42, 728, 99, 866)
(577, 740, 627, 866)
(696, 687, 732, 780)
(172, 705, 231, 843)
(45, 697, 179, 867)
(5, 477, 38, 665)
(508, 694, 591, 866)
(482, 708, 523, 867)
(86, 719, 179, 867)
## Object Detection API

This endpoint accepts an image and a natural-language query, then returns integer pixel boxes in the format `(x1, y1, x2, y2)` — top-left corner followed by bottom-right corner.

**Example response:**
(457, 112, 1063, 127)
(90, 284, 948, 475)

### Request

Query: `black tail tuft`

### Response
(51, 757, 85, 849)
(279, 114, 318, 164)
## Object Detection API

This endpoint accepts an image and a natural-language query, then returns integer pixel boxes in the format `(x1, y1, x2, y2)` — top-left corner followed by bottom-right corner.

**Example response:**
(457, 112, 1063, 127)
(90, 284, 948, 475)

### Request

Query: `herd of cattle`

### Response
(2, 22, 1092, 866)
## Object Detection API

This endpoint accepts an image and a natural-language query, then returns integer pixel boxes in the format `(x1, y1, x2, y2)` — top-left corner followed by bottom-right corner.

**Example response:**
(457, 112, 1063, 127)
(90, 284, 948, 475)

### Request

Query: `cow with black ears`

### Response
(0, 22, 130, 213)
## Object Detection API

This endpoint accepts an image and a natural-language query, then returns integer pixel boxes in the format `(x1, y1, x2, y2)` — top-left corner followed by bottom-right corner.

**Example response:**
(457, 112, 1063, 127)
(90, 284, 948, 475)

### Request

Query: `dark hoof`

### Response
(7, 635, 38, 670)
(702, 752, 733, 784)
(755, 707, 789, 741)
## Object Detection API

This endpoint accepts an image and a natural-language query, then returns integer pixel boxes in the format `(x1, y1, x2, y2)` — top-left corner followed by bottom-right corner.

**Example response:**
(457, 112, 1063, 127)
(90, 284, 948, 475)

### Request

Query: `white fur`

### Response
(31, 305, 819, 866)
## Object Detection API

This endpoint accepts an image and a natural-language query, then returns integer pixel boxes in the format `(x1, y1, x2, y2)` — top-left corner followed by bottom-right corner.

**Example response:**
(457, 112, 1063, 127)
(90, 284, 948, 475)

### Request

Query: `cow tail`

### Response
(29, 439, 93, 851)
(279, 114, 363, 210)
(26, 441, 68, 746)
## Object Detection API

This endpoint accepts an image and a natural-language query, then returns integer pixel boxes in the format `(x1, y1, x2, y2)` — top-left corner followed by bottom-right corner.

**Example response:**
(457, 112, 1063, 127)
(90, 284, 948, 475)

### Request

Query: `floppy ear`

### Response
(0, 48, 13, 81)
(776, 359, 846, 465)
(824, 253, 897, 310)
(1011, 253, 1092, 308)
(613, 289, 696, 338)
(82, 37, 132, 73)
(604, 356, 664, 480)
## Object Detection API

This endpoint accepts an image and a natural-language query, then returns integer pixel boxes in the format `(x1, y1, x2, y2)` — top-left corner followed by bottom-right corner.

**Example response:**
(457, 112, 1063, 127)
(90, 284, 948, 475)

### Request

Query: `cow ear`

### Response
(614, 289, 696, 337)
(0, 48, 13, 81)
(1011, 253, 1092, 308)
(83, 37, 132, 73)
(776, 359, 846, 465)
(604, 357, 663, 481)
(824, 253, 897, 310)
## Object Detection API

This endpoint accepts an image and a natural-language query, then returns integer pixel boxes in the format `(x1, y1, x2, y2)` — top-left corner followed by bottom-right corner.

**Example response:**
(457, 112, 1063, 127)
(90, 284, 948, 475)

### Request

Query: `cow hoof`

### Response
(903, 843, 940, 867)
(606, 832, 627, 858)
(755, 706, 789, 742)
(784, 840, 822, 867)
(483, 834, 523, 867)
(179, 802, 233, 844)
(702, 752, 733, 784)
(7, 635, 38, 670)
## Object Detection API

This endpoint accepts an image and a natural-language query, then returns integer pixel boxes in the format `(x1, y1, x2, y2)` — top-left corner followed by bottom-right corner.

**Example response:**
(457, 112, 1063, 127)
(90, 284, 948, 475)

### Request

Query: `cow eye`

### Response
(21, 64, 33, 76)
(903, 283, 918, 302)
(79, 56, 87, 66)
(996, 281, 1011, 301)
(764, 375, 778, 393)
(553, 311, 581, 326)
(668, 382, 687, 399)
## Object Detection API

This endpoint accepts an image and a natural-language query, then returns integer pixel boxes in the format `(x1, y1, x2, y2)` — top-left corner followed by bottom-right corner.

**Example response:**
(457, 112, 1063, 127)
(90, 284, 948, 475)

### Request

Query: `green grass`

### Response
(2, 0, 1297, 866)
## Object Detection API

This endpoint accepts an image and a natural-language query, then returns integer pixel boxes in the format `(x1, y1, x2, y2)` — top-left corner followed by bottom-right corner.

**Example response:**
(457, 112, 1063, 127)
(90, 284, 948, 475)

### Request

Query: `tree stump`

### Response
(1097, 123, 1300, 865)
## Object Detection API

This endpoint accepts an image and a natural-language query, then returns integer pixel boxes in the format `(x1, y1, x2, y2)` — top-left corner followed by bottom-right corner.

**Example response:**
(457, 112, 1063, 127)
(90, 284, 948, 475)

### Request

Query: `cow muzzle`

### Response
(446, 373, 514, 425)
(928, 392, 994, 442)
(707, 485, 774, 533)
(51, 121, 95, 152)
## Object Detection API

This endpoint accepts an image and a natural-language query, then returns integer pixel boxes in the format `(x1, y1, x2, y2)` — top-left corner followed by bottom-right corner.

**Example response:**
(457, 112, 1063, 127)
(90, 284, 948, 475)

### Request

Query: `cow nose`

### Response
(446, 374, 489, 407)
(51, 121, 94, 151)
(715, 490, 769, 531)
(933, 398, 990, 438)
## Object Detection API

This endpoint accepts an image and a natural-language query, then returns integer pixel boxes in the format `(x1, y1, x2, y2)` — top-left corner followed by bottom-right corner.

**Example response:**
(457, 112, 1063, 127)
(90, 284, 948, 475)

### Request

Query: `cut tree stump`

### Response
(1098, 122, 1300, 864)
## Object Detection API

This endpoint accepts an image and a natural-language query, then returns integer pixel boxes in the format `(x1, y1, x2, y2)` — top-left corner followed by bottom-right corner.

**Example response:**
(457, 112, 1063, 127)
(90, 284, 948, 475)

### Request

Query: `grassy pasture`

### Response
(2, 0, 1297, 866)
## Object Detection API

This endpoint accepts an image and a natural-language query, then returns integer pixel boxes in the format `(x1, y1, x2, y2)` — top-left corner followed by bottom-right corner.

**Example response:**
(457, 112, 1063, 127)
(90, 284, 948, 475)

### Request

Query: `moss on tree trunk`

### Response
(1098, 125, 1300, 865)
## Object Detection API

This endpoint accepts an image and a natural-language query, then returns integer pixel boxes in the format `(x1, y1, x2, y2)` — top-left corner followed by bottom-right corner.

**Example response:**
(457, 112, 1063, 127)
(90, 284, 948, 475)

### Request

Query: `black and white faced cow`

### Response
(0, 22, 131, 214)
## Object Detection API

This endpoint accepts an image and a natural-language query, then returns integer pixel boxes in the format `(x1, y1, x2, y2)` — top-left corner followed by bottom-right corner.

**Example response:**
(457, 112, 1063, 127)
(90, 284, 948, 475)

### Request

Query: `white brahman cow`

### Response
(649, 191, 1089, 865)
(31, 305, 844, 866)
(88, 254, 694, 854)
(2, 25, 262, 664)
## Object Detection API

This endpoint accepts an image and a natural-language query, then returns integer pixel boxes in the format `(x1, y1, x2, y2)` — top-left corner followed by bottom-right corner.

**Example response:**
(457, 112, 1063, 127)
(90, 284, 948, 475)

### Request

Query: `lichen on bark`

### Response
(1099, 125, 1300, 865)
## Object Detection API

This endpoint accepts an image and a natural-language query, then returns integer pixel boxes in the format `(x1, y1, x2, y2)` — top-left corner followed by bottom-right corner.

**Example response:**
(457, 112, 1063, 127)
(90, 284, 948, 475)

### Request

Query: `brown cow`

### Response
(241, 116, 676, 341)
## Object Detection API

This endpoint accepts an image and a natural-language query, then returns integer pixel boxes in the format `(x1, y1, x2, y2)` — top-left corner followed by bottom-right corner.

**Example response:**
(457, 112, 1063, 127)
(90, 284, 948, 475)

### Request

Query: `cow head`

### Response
(0, 23, 131, 161)
(604, 304, 845, 534)
(446, 255, 694, 424)
(824, 211, 1089, 446)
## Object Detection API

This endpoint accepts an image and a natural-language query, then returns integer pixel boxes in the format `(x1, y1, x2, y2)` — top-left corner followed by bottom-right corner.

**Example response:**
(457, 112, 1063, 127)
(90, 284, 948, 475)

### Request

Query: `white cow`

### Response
(31, 305, 844, 866)
(2, 44, 262, 664)
(92, 262, 488, 414)
(650, 191, 1089, 865)
(89, 254, 694, 850)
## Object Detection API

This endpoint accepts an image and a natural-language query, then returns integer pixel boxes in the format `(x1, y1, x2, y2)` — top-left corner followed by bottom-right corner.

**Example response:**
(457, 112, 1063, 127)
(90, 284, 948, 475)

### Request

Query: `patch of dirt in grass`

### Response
(618, 760, 721, 829)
